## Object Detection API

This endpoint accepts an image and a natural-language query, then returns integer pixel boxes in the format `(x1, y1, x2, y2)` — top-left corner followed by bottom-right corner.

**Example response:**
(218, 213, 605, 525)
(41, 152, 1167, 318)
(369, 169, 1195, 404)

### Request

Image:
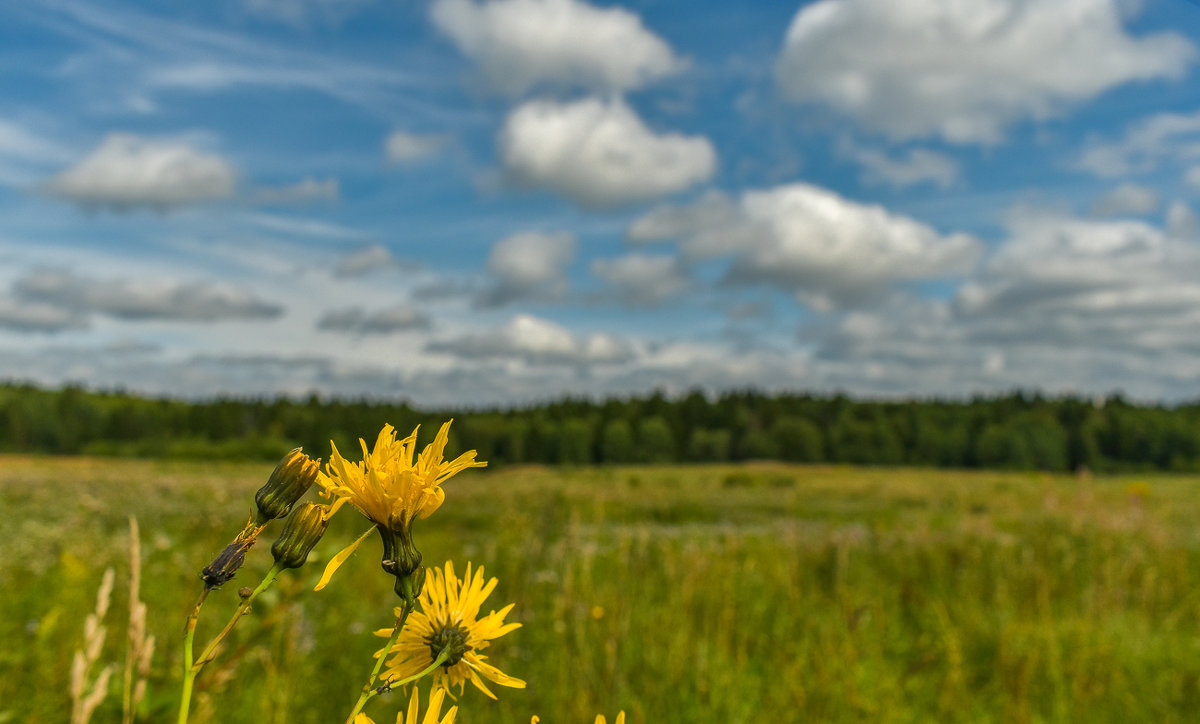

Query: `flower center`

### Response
(426, 623, 471, 667)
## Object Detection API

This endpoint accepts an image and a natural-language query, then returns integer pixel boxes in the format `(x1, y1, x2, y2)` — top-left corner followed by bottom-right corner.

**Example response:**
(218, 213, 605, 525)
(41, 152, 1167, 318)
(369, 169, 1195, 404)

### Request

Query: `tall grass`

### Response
(2, 457, 1200, 722)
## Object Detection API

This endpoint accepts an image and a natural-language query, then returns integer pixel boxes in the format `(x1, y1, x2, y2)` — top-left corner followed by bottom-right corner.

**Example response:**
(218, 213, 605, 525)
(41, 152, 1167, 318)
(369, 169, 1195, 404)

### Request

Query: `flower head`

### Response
(353, 687, 457, 724)
(319, 421, 485, 531)
(377, 561, 524, 700)
(313, 422, 486, 599)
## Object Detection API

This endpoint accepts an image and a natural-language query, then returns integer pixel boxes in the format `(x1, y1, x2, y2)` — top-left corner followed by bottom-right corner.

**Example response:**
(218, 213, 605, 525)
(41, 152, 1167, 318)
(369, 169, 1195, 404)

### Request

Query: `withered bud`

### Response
(270, 503, 330, 570)
(238, 587, 253, 599)
(254, 448, 321, 525)
(201, 539, 252, 590)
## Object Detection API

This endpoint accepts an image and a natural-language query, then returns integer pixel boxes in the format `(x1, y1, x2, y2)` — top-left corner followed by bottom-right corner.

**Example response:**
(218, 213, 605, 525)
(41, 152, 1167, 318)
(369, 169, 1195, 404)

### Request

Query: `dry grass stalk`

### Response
(70, 567, 116, 724)
(122, 516, 156, 724)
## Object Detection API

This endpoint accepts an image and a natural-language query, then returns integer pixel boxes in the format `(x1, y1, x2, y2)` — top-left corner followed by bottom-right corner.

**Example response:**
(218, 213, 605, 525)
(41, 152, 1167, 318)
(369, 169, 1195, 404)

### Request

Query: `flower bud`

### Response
(254, 448, 320, 525)
(271, 503, 330, 570)
(379, 522, 424, 605)
(201, 539, 252, 590)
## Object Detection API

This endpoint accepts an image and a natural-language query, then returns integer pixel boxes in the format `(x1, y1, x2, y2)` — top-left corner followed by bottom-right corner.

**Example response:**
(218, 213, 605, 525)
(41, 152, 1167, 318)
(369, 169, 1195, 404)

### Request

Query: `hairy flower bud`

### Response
(254, 448, 320, 525)
(271, 503, 330, 570)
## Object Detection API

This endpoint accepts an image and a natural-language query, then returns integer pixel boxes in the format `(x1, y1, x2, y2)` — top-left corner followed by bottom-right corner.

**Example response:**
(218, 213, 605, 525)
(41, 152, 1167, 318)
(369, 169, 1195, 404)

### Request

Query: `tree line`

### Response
(2, 381, 1199, 471)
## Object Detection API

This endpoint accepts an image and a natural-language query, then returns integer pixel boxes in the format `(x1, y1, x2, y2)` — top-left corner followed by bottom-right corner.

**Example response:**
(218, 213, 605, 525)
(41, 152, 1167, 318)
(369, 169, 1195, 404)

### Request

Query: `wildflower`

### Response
(315, 422, 485, 601)
(270, 503, 331, 569)
(353, 687, 457, 724)
(377, 561, 524, 700)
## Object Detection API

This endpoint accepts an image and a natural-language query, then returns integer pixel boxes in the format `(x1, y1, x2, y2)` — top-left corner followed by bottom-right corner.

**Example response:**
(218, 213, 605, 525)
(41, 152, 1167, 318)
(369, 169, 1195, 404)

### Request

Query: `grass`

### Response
(3, 456, 1200, 723)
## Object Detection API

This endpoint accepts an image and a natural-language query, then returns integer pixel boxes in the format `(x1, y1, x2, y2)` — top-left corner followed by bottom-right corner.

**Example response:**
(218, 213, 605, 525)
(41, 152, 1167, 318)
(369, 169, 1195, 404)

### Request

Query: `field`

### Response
(4, 456, 1200, 723)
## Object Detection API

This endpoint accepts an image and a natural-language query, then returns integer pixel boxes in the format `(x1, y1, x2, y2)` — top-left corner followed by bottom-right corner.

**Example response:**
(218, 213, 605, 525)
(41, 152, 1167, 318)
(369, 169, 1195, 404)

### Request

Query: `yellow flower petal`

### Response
(313, 525, 374, 591)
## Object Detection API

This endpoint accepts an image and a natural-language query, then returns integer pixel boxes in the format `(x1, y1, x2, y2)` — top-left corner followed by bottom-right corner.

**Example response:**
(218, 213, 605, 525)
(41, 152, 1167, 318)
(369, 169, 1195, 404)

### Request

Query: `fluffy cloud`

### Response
(1078, 109, 1200, 177)
(477, 231, 576, 306)
(430, 0, 684, 95)
(385, 130, 447, 163)
(13, 269, 282, 322)
(428, 313, 633, 365)
(840, 141, 959, 189)
(251, 177, 338, 205)
(954, 211, 1200, 350)
(45, 134, 236, 210)
(499, 97, 715, 208)
(316, 305, 430, 334)
(590, 253, 690, 306)
(1090, 183, 1160, 217)
(777, 0, 1194, 144)
(807, 209, 1200, 398)
(630, 184, 981, 308)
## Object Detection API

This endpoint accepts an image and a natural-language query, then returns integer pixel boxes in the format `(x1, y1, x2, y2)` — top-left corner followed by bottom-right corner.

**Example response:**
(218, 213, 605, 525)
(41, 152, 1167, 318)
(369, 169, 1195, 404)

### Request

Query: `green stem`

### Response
(193, 564, 283, 669)
(176, 590, 209, 724)
(375, 648, 450, 695)
(342, 603, 413, 724)
(177, 564, 282, 724)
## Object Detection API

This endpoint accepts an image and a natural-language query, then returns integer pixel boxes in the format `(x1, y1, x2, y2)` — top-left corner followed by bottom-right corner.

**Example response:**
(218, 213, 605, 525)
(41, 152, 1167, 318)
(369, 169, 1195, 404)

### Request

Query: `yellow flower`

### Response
(313, 422, 485, 594)
(319, 421, 484, 529)
(352, 687, 457, 724)
(377, 561, 525, 700)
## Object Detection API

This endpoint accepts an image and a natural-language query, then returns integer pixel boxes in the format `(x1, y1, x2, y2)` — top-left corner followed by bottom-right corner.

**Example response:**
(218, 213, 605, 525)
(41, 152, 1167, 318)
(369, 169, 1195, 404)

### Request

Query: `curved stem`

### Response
(342, 603, 413, 724)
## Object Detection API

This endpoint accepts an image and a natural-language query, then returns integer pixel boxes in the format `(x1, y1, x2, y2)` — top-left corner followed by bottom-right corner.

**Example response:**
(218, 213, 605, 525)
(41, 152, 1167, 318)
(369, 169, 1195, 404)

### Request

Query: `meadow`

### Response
(3, 455, 1200, 723)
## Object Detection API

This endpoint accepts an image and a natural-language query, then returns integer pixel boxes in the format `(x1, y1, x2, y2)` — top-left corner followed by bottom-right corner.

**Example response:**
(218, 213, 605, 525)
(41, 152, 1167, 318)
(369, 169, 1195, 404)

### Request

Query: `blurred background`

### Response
(6, 1, 1200, 722)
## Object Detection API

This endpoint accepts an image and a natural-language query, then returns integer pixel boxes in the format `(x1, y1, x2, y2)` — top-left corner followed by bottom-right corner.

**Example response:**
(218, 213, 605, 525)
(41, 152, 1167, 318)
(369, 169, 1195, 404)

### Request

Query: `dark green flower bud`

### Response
(254, 448, 321, 525)
(271, 503, 330, 570)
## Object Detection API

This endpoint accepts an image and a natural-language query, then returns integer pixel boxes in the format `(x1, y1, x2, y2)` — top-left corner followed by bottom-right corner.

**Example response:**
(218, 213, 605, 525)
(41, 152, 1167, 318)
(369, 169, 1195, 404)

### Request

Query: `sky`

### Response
(3, 0, 1200, 407)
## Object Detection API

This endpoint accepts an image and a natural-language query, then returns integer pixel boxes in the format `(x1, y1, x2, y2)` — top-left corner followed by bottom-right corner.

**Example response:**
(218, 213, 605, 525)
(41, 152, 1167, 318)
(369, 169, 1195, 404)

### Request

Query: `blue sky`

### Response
(3, 0, 1200, 406)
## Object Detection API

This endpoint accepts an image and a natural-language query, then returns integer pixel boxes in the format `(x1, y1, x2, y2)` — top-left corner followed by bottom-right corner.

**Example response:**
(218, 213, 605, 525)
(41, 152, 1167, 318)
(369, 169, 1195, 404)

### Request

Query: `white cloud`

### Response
(807, 209, 1200, 399)
(334, 244, 406, 277)
(0, 297, 86, 333)
(498, 97, 716, 208)
(13, 269, 282, 322)
(385, 130, 447, 164)
(777, 0, 1194, 144)
(954, 210, 1200, 349)
(428, 313, 633, 365)
(630, 183, 982, 308)
(477, 231, 576, 306)
(430, 0, 684, 95)
(45, 134, 236, 211)
(1185, 166, 1200, 189)
(251, 177, 339, 205)
(316, 305, 430, 334)
(590, 253, 690, 306)
(0, 117, 74, 187)
(1078, 109, 1200, 177)
(1090, 183, 1160, 216)
(840, 141, 959, 189)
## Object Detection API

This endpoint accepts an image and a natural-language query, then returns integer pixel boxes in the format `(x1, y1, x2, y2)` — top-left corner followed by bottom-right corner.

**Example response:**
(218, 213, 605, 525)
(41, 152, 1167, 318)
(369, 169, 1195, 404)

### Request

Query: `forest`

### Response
(2, 381, 1200, 471)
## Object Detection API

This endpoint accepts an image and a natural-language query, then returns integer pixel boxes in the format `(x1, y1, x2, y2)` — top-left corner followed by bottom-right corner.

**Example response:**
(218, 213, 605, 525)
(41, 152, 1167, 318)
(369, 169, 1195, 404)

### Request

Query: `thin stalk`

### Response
(177, 564, 282, 724)
(342, 603, 414, 724)
(176, 590, 210, 724)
